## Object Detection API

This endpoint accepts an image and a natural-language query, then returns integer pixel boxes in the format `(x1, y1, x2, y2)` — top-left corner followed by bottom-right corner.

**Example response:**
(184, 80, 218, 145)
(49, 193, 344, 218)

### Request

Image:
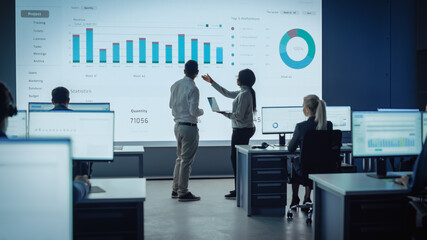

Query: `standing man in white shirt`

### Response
(169, 60, 204, 202)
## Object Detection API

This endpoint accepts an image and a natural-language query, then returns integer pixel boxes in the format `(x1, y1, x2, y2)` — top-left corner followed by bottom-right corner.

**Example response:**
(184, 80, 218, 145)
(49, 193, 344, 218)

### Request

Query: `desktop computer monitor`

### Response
(5, 110, 27, 139)
(0, 139, 72, 240)
(29, 102, 110, 111)
(377, 108, 419, 112)
(326, 106, 351, 131)
(423, 112, 427, 144)
(262, 106, 306, 145)
(352, 111, 423, 158)
(28, 111, 114, 161)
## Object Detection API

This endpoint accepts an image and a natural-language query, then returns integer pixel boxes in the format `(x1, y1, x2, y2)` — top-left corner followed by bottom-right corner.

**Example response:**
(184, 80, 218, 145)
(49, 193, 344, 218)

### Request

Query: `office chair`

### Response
(287, 130, 342, 224)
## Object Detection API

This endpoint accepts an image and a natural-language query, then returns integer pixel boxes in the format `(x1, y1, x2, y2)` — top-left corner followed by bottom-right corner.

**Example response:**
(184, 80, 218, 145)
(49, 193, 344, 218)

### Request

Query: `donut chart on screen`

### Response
(279, 28, 316, 69)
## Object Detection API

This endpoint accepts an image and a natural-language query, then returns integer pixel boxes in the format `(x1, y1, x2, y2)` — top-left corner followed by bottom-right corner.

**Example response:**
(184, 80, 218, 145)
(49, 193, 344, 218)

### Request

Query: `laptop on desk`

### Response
(207, 97, 231, 113)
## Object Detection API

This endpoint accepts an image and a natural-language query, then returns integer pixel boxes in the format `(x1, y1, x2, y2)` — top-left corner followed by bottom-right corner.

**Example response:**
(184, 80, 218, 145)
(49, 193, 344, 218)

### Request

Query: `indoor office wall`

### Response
(1, 0, 419, 178)
(0, 1, 15, 100)
(390, 0, 417, 109)
(323, 0, 417, 110)
(417, 0, 427, 51)
(416, 0, 427, 109)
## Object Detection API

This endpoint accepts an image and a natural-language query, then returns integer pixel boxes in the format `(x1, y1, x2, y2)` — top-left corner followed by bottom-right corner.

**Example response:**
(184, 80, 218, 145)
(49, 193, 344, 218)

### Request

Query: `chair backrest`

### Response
(300, 130, 342, 177)
(409, 139, 427, 195)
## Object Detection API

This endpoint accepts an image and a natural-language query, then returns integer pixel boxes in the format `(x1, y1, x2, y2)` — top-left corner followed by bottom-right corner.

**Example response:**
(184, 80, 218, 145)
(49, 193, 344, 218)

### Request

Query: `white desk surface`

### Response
(83, 178, 146, 203)
(309, 172, 411, 196)
(236, 144, 352, 154)
(114, 145, 145, 154)
(236, 145, 290, 153)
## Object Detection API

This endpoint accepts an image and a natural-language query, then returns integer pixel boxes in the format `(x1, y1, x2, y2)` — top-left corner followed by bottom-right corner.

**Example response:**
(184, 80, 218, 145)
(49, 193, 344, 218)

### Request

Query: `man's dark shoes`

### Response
(171, 191, 178, 199)
(178, 192, 201, 202)
(225, 190, 236, 199)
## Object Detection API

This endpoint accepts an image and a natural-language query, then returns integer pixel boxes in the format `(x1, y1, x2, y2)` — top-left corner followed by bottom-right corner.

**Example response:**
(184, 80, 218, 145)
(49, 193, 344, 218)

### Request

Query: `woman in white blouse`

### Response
(202, 69, 257, 199)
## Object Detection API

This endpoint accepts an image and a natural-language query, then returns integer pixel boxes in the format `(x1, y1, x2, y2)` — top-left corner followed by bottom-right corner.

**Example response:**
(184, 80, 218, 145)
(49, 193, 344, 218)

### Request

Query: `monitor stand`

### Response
(367, 157, 401, 179)
(279, 133, 286, 146)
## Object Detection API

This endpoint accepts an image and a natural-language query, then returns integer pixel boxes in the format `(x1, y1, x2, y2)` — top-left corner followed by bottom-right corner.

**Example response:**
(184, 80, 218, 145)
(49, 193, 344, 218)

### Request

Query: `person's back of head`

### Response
(52, 87, 70, 106)
(303, 94, 327, 130)
(184, 60, 199, 79)
(238, 69, 257, 111)
(0, 81, 17, 132)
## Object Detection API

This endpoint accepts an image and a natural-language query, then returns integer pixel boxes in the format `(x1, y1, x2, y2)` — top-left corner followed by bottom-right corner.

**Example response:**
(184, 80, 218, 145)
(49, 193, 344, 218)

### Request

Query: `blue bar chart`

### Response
(368, 138, 415, 148)
(191, 39, 198, 62)
(99, 49, 106, 63)
(216, 47, 223, 64)
(113, 43, 120, 63)
(152, 42, 159, 63)
(178, 34, 185, 63)
(86, 28, 93, 63)
(126, 40, 133, 63)
(71, 29, 224, 65)
(139, 38, 146, 63)
(73, 35, 80, 63)
(166, 45, 172, 63)
(204, 42, 210, 64)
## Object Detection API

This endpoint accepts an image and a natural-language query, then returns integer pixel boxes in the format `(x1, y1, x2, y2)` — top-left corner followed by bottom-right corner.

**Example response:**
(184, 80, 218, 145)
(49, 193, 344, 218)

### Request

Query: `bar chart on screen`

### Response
(70, 26, 226, 66)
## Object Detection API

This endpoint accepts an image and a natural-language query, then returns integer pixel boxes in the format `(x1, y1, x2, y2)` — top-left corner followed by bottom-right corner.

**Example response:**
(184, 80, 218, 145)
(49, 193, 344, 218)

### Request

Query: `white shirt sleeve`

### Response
(188, 87, 204, 117)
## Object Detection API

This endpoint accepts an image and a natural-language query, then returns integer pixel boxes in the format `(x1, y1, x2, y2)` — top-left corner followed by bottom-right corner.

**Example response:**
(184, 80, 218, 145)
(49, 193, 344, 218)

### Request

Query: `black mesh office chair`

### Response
(287, 130, 342, 224)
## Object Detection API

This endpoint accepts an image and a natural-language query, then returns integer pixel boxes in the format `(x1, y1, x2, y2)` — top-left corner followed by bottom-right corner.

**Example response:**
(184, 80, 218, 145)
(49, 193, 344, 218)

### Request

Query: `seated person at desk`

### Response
(73, 175, 91, 204)
(50, 86, 91, 177)
(394, 140, 427, 193)
(0, 81, 90, 204)
(287, 94, 332, 207)
(51, 86, 71, 111)
(0, 82, 17, 137)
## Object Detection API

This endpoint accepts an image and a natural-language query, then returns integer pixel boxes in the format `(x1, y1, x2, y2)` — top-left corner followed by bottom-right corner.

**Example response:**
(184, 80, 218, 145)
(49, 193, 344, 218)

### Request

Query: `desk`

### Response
(114, 145, 145, 178)
(236, 145, 291, 216)
(74, 178, 146, 240)
(310, 173, 410, 240)
(235, 144, 354, 216)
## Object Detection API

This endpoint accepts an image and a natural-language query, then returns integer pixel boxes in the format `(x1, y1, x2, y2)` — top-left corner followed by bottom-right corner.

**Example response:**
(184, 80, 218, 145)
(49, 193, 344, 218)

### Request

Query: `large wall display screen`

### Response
(16, 0, 322, 145)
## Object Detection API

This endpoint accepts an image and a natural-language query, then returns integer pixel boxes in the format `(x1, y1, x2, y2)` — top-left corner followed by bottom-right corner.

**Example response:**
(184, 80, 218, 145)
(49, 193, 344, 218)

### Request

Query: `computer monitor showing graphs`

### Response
(326, 106, 351, 131)
(352, 111, 423, 157)
(5, 110, 27, 139)
(0, 139, 72, 240)
(262, 106, 306, 134)
(423, 112, 427, 143)
(29, 102, 110, 111)
(377, 108, 419, 112)
(28, 111, 114, 161)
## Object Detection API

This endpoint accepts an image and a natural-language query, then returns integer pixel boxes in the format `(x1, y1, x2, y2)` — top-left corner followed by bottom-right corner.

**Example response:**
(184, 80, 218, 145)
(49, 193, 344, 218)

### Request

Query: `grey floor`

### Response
(145, 179, 313, 240)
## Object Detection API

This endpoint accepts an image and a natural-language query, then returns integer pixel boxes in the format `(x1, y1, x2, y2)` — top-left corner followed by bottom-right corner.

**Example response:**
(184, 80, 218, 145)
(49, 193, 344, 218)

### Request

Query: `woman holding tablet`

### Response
(287, 94, 332, 207)
(202, 69, 257, 199)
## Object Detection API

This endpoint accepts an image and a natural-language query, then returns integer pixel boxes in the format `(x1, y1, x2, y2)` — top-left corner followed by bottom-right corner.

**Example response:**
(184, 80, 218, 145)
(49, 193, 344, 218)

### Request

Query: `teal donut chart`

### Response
(279, 28, 315, 69)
